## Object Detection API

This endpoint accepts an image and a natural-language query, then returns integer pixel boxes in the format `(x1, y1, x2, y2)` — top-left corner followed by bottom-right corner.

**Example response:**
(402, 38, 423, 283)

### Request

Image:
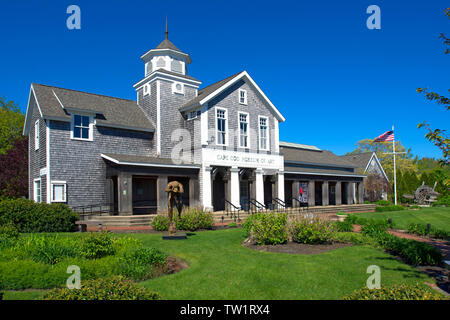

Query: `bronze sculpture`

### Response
(165, 181, 184, 234)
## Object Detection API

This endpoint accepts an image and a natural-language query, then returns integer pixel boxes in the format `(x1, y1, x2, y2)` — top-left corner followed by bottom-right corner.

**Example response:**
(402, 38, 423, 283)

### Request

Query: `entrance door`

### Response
(240, 181, 250, 210)
(284, 180, 293, 207)
(132, 176, 157, 214)
(264, 178, 273, 208)
(213, 173, 225, 211)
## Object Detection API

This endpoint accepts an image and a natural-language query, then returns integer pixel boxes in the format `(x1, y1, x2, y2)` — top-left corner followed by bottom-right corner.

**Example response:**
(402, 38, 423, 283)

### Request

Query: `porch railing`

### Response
(224, 199, 241, 222)
(249, 198, 266, 213)
(272, 198, 286, 212)
(71, 202, 116, 221)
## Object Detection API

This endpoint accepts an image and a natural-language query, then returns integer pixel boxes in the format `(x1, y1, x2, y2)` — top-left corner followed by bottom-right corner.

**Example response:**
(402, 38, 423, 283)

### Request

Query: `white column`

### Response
(230, 166, 240, 210)
(255, 168, 264, 205)
(277, 170, 285, 203)
(202, 165, 213, 211)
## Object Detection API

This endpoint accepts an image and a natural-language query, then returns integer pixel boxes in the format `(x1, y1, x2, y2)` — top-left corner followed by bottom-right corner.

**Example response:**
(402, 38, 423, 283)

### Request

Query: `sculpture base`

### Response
(162, 232, 187, 240)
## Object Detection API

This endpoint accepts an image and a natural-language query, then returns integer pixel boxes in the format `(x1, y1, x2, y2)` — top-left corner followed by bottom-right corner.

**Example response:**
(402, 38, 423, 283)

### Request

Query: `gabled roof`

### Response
(340, 153, 374, 173)
(279, 141, 321, 151)
(341, 152, 389, 182)
(23, 83, 155, 135)
(180, 71, 286, 122)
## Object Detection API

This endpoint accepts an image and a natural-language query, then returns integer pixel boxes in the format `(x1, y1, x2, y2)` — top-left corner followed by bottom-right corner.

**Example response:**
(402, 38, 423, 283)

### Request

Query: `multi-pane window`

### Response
(34, 120, 40, 150)
(239, 89, 247, 105)
(72, 115, 91, 140)
(34, 179, 41, 203)
(216, 109, 227, 145)
(259, 116, 268, 150)
(51, 182, 67, 202)
(239, 113, 249, 148)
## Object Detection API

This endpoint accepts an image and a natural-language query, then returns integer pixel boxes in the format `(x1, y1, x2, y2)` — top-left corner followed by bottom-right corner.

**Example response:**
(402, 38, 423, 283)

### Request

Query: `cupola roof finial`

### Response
(165, 16, 168, 40)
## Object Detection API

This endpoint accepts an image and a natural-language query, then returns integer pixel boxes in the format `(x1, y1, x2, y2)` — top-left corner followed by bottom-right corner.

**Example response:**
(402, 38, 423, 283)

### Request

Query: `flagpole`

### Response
(392, 124, 397, 205)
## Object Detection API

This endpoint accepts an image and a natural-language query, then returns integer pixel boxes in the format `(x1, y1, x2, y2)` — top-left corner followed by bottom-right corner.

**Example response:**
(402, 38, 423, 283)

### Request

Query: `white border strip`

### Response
(101, 154, 200, 169)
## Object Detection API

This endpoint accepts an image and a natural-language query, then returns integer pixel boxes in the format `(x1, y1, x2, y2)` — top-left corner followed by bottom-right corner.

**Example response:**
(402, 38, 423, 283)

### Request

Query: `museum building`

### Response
(23, 33, 365, 214)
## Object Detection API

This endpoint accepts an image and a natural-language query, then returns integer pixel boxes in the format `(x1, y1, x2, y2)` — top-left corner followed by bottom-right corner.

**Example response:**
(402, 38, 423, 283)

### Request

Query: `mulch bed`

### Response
(243, 240, 352, 255)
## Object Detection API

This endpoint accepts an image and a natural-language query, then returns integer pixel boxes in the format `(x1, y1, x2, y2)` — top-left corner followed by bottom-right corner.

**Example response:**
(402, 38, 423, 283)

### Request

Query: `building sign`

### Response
(40, 167, 48, 176)
(203, 148, 284, 170)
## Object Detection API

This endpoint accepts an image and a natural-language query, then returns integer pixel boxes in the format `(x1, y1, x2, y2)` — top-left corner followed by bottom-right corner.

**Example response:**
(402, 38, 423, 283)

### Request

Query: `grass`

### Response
(3, 228, 435, 300)
(353, 206, 450, 232)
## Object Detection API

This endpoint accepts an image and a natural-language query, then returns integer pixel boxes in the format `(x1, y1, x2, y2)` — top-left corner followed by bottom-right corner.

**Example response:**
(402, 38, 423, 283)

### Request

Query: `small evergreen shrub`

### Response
(360, 220, 389, 237)
(0, 223, 20, 248)
(407, 223, 449, 239)
(116, 247, 167, 280)
(244, 212, 288, 245)
(375, 205, 405, 212)
(79, 232, 115, 259)
(0, 199, 79, 232)
(151, 215, 170, 231)
(331, 232, 379, 247)
(344, 283, 448, 300)
(42, 276, 161, 300)
(290, 216, 336, 244)
(175, 208, 214, 231)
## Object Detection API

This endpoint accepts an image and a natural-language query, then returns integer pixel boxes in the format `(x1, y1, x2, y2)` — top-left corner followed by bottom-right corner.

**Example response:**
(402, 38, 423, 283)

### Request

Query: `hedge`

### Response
(344, 283, 448, 300)
(0, 199, 79, 232)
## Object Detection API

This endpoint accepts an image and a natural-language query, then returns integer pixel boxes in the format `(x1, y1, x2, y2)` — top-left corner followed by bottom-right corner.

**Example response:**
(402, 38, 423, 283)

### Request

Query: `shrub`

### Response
(175, 208, 214, 231)
(344, 283, 448, 300)
(151, 215, 170, 231)
(244, 212, 288, 245)
(0, 199, 79, 233)
(375, 205, 405, 212)
(407, 223, 449, 240)
(366, 230, 442, 265)
(42, 276, 161, 300)
(116, 247, 167, 280)
(79, 232, 115, 259)
(112, 236, 143, 253)
(374, 200, 391, 206)
(228, 222, 238, 228)
(335, 220, 354, 232)
(331, 232, 379, 247)
(360, 220, 389, 237)
(0, 223, 20, 248)
(20, 234, 78, 265)
(432, 195, 450, 207)
(290, 216, 336, 244)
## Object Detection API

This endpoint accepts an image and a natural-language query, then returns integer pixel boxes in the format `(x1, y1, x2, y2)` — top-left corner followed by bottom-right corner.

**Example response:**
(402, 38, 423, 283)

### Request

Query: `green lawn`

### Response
(3, 228, 435, 300)
(353, 207, 450, 232)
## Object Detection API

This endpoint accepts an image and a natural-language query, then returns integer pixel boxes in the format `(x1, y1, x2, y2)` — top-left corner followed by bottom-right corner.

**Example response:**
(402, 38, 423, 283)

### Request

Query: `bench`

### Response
(75, 220, 104, 232)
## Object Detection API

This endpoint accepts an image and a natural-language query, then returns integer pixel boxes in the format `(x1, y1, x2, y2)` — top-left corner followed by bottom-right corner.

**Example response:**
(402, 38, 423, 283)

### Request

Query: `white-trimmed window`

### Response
(34, 120, 40, 150)
(145, 62, 152, 75)
(216, 108, 227, 146)
(239, 112, 249, 148)
(71, 115, 93, 141)
(143, 83, 151, 96)
(51, 181, 67, 203)
(239, 89, 247, 105)
(172, 82, 184, 95)
(34, 178, 41, 203)
(259, 116, 269, 150)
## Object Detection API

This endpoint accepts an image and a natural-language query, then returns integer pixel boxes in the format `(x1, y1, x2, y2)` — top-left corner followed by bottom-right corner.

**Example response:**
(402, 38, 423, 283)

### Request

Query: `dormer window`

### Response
(143, 83, 151, 96)
(71, 114, 93, 141)
(172, 82, 184, 95)
(239, 89, 247, 105)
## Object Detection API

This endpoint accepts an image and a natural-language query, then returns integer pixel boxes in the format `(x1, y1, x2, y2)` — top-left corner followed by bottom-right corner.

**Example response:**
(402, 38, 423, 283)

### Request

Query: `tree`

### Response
(417, 8, 450, 165)
(0, 136, 28, 199)
(0, 96, 25, 154)
(346, 139, 417, 182)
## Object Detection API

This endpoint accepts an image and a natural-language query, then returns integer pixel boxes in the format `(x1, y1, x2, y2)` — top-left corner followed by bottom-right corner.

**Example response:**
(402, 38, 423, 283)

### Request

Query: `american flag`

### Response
(373, 130, 394, 142)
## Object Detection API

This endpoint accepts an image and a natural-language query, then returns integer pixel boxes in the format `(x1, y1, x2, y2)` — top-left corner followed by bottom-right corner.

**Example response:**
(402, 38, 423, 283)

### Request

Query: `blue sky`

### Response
(0, 0, 448, 158)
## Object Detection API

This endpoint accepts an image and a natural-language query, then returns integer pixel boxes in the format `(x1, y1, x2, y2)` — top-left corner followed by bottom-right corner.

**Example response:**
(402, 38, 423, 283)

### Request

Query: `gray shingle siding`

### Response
(49, 120, 154, 208)
(28, 96, 47, 202)
(206, 80, 277, 154)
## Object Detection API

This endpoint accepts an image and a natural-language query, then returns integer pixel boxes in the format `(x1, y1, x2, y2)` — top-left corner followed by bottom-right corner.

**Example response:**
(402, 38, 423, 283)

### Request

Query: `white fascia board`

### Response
(100, 154, 200, 169)
(284, 171, 366, 178)
(23, 84, 44, 135)
(133, 71, 201, 89)
(140, 48, 191, 63)
(196, 71, 286, 122)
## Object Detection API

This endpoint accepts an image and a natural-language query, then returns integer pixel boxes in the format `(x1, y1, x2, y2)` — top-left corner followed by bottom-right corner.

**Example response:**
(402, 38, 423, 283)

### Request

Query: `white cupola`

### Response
(140, 20, 192, 77)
